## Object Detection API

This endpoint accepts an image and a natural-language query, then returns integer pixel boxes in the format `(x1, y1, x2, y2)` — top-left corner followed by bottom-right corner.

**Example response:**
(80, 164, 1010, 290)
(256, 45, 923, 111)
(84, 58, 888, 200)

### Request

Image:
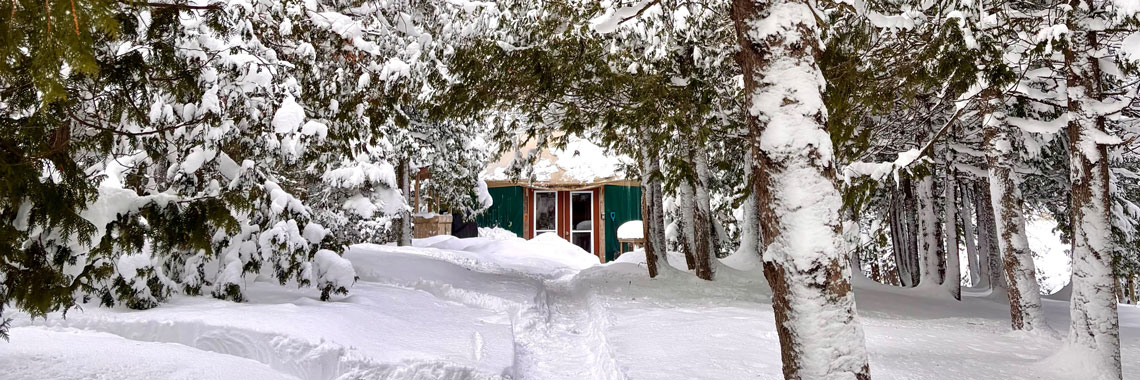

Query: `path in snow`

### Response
(6, 236, 1139, 380)
(349, 243, 628, 380)
(509, 277, 625, 380)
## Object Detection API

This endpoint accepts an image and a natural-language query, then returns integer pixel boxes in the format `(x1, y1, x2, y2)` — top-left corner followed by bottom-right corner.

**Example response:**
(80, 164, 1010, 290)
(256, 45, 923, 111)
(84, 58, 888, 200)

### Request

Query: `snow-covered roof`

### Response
(482, 136, 637, 189)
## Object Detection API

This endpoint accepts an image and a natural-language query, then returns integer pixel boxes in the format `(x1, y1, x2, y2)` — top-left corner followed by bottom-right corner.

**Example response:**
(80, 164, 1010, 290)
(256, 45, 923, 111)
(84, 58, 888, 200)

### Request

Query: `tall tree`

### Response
(1055, 0, 1137, 376)
(731, 0, 871, 377)
(982, 97, 1048, 331)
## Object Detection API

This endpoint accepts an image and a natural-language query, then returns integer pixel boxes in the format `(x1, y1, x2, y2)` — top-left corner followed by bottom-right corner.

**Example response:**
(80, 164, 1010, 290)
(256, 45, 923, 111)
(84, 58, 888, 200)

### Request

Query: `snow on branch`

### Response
(842, 148, 926, 185)
(842, 103, 970, 185)
(1008, 114, 1067, 134)
(834, 0, 924, 31)
(589, 0, 660, 34)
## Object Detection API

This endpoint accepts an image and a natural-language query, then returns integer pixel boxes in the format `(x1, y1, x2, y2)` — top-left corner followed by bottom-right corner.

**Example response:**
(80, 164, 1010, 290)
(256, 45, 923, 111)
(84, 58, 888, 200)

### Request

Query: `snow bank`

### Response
(17, 280, 514, 380)
(478, 227, 519, 240)
(609, 248, 688, 271)
(0, 326, 296, 380)
(415, 233, 599, 277)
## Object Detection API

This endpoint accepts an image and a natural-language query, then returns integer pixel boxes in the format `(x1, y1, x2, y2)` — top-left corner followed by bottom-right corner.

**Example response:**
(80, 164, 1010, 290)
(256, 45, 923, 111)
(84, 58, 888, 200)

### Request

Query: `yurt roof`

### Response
(482, 136, 638, 190)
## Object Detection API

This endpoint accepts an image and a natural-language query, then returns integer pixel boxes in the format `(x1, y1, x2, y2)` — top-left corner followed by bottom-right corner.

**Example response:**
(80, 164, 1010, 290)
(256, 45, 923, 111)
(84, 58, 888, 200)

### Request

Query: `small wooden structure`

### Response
(617, 237, 643, 257)
(413, 214, 452, 239)
(615, 220, 644, 258)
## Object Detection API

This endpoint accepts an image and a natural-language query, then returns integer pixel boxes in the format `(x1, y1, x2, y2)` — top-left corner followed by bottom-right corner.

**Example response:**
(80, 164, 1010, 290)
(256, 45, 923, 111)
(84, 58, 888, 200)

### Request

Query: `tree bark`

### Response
(959, 181, 983, 288)
(396, 158, 413, 246)
(691, 143, 716, 280)
(1129, 276, 1137, 305)
(983, 99, 1047, 332)
(732, 0, 871, 378)
(736, 146, 764, 262)
(679, 181, 698, 270)
(1063, 19, 1121, 377)
(639, 130, 669, 278)
(943, 151, 961, 299)
(916, 172, 943, 287)
(890, 176, 920, 288)
(976, 177, 1004, 290)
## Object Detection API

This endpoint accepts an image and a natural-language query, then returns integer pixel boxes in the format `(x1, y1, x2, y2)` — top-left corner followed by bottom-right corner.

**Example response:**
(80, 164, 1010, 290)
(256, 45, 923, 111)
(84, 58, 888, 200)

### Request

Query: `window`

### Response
(570, 191, 593, 253)
(534, 191, 557, 236)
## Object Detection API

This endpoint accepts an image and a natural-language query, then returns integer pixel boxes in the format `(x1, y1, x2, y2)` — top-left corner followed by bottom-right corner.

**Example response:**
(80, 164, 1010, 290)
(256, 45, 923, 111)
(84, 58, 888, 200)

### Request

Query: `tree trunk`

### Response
(679, 181, 698, 270)
(983, 100, 1047, 332)
(890, 176, 920, 287)
(396, 158, 413, 246)
(943, 152, 961, 300)
(1063, 22, 1121, 378)
(639, 131, 669, 278)
(870, 257, 882, 283)
(1115, 278, 1125, 304)
(959, 181, 983, 288)
(692, 143, 716, 281)
(736, 146, 764, 262)
(916, 172, 943, 287)
(1129, 276, 1137, 305)
(976, 178, 1004, 290)
(732, 0, 871, 378)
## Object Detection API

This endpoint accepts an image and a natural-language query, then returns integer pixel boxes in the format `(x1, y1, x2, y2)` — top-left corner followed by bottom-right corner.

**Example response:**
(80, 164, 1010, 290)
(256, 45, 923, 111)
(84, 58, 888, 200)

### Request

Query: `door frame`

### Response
(569, 190, 594, 254)
(532, 190, 558, 237)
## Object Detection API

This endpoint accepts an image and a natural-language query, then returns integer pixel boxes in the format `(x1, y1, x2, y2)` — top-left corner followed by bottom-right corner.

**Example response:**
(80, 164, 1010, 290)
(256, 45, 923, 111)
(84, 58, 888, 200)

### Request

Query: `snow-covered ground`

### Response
(4, 228, 1137, 380)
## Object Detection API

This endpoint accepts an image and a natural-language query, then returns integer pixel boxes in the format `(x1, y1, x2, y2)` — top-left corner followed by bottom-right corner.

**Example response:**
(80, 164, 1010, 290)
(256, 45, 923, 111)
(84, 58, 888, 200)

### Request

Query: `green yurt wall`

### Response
(603, 185, 642, 262)
(475, 186, 525, 237)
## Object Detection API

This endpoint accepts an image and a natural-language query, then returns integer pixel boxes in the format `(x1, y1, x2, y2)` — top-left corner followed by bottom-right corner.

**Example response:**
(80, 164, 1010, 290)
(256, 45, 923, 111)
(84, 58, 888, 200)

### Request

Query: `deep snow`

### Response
(3, 229, 1137, 380)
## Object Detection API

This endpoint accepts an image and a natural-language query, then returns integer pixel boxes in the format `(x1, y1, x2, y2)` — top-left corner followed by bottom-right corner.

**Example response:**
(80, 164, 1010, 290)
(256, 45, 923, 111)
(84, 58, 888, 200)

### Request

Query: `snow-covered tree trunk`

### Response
(396, 158, 413, 246)
(692, 143, 717, 281)
(983, 101, 1046, 332)
(640, 131, 669, 278)
(959, 182, 983, 288)
(732, 0, 871, 377)
(943, 153, 961, 299)
(737, 147, 764, 261)
(916, 172, 943, 287)
(976, 178, 1003, 289)
(679, 181, 698, 270)
(1062, 25, 1121, 378)
(891, 178, 920, 287)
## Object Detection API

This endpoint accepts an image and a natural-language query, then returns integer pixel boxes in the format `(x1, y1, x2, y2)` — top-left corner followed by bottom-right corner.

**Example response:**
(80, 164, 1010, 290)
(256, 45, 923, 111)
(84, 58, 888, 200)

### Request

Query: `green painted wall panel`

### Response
(603, 185, 642, 262)
(476, 186, 525, 237)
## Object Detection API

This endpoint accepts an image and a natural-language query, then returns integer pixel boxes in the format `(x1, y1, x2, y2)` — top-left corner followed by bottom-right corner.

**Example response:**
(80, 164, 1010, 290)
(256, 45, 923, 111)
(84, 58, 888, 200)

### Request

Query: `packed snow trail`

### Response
(510, 277, 625, 380)
(363, 238, 627, 380)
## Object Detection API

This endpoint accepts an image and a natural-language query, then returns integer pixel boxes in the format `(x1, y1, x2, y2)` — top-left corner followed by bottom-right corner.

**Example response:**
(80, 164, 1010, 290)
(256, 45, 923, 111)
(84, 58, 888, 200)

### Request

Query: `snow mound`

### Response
(720, 250, 763, 272)
(312, 250, 356, 294)
(0, 326, 297, 380)
(609, 248, 688, 271)
(417, 233, 599, 277)
(478, 227, 520, 240)
(616, 221, 643, 240)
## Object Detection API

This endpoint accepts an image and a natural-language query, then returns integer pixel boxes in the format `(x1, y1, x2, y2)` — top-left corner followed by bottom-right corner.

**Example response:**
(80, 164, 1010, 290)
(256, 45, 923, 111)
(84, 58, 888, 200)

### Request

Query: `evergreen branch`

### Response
(69, 112, 207, 137)
(118, 1, 222, 11)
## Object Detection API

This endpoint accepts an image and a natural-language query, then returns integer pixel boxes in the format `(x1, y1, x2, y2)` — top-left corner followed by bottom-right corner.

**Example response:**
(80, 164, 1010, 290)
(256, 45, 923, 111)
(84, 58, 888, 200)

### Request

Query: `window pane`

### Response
(535, 192, 556, 231)
(572, 232, 592, 253)
(571, 192, 592, 231)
